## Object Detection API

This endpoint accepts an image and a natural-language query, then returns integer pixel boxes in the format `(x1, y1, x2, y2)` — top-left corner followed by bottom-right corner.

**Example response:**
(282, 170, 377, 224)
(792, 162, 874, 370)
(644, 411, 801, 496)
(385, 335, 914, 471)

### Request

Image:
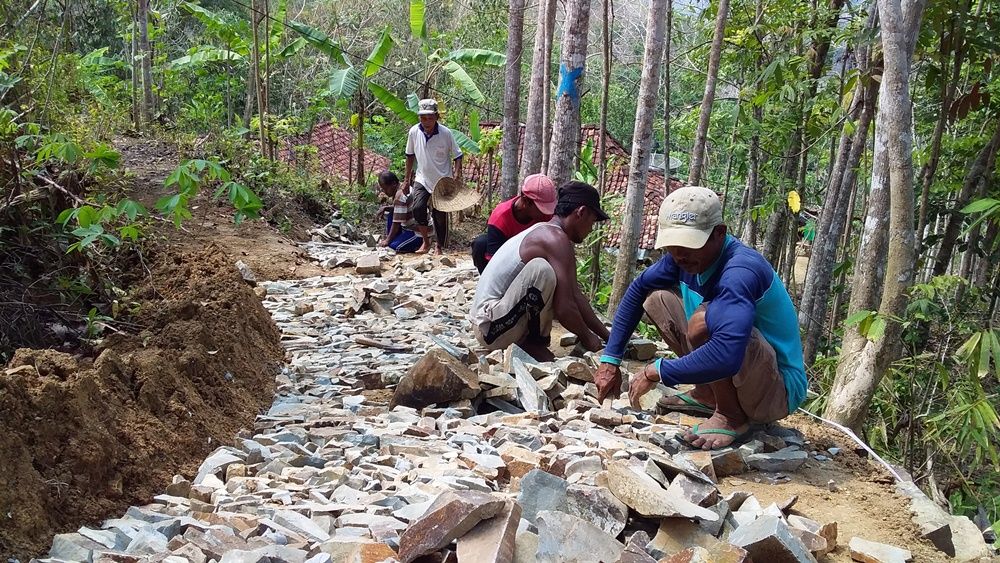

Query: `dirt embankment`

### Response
(0, 246, 284, 559)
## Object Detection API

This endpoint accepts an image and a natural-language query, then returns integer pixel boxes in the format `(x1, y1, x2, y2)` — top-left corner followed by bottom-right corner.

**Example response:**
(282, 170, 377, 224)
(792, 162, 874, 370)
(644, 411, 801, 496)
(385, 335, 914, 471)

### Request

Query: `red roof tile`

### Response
(279, 122, 391, 184)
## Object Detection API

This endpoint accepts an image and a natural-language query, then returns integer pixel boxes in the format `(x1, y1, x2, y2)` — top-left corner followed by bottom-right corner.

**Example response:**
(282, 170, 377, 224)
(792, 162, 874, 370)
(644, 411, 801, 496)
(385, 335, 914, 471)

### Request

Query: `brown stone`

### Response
(616, 531, 656, 563)
(356, 254, 382, 275)
(710, 448, 747, 478)
(498, 444, 542, 479)
(390, 349, 480, 410)
(350, 542, 399, 563)
(397, 491, 506, 563)
(456, 501, 522, 563)
(606, 460, 718, 521)
(665, 473, 719, 507)
(649, 518, 727, 554)
(848, 537, 912, 563)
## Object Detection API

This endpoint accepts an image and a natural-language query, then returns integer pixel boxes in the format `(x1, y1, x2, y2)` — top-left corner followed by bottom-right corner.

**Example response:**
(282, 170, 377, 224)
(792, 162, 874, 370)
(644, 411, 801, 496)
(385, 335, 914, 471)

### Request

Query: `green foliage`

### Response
(156, 158, 261, 226)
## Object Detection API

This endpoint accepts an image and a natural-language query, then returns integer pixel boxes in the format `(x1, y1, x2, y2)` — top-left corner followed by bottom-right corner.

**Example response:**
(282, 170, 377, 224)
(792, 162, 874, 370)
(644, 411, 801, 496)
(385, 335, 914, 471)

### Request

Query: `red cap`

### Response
(521, 174, 557, 215)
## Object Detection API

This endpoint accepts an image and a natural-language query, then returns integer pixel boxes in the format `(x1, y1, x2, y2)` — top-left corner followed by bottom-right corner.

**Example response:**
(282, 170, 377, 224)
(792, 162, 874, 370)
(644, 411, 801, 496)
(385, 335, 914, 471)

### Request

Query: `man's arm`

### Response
(453, 156, 463, 181)
(600, 258, 679, 366)
(484, 225, 508, 259)
(451, 131, 463, 180)
(403, 154, 416, 192)
(522, 231, 602, 350)
(574, 291, 610, 341)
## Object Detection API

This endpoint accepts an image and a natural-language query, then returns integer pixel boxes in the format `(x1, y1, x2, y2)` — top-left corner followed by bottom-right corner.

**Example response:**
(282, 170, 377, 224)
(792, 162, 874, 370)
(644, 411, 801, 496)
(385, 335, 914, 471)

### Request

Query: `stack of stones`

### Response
(35, 246, 920, 563)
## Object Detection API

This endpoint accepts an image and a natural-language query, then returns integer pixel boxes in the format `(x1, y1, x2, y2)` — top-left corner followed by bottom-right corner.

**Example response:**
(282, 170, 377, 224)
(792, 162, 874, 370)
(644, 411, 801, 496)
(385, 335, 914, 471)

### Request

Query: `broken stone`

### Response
(727, 516, 817, 563)
(355, 254, 382, 275)
(517, 469, 568, 524)
(456, 501, 521, 563)
(649, 518, 727, 554)
(294, 302, 314, 315)
(564, 484, 628, 537)
(626, 339, 658, 361)
(848, 537, 913, 563)
(665, 473, 719, 507)
(535, 510, 624, 563)
(513, 358, 552, 412)
(660, 544, 748, 563)
(711, 448, 747, 477)
(390, 349, 480, 410)
(745, 449, 808, 473)
(616, 531, 656, 563)
(559, 333, 578, 346)
(396, 491, 505, 563)
(606, 460, 718, 521)
(235, 260, 257, 286)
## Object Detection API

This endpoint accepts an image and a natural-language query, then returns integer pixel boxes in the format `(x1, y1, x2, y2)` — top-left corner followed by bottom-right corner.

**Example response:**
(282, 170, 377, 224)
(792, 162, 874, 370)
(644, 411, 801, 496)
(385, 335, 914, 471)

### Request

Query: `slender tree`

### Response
(500, 0, 526, 200)
(590, 0, 614, 297)
(607, 0, 668, 316)
(687, 0, 730, 186)
(825, 0, 926, 431)
(137, 0, 154, 125)
(539, 0, 558, 174)
(521, 0, 555, 181)
(548, 0, 591, 186)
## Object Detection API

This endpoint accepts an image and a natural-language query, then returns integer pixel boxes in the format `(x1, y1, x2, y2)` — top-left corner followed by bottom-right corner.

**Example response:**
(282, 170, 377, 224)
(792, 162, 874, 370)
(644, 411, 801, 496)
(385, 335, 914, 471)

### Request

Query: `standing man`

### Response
(403, 99, 463, 254)
(470, 181, 611, 362)
(594, 186, 807, 450)
(471, 173, 557, 273)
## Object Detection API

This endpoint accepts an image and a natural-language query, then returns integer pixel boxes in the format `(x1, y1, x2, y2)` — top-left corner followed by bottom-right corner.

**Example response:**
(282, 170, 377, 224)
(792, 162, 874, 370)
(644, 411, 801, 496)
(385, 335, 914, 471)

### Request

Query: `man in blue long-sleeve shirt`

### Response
(594, 186, 807, 450)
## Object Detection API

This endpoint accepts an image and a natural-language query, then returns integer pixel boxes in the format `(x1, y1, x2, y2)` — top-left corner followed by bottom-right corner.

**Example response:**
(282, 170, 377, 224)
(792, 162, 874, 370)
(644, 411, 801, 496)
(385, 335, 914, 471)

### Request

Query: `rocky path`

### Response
(34, 242, 982, 563)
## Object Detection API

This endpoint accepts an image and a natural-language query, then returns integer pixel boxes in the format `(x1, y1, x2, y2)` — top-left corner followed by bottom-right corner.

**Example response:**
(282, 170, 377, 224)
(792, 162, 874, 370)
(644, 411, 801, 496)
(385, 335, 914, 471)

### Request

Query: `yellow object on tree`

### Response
(787, 190, 801, 214)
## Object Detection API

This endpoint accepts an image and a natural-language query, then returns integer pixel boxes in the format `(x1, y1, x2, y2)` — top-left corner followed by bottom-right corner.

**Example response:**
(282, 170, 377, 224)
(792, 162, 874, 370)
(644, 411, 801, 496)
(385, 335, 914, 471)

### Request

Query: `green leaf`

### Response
(75, 206, 98, 228)
(844, 310, 873, 327)
(867, 316, 887, 341)
(278, 37, 308, 59)
(406, 93, 420, 113)
(367, 82, 418, 123)
(269, 0, 288, 47)
(441, 60, 485, 103)
(446, 48, 506, 67)
(960, 198, 1000, 214)
(287, 21, 349, 65)
(170, 46, 244, 67)
(181, 2, 245, 49)
(327, 66, 361, 100)
(468, 110, 481, 143)
(365, 26, 394, 78)
(451, 128, 480, 155)
(409, 0, 426, 42)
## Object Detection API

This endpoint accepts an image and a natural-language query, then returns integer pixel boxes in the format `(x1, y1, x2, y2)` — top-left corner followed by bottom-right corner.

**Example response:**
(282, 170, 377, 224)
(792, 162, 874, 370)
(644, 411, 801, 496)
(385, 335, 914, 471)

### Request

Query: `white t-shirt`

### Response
(405, 123, 462, 193)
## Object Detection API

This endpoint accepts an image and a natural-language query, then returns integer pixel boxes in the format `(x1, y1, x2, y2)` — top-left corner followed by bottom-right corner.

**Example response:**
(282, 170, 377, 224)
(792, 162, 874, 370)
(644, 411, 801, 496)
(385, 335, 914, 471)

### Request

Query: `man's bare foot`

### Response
(682, 411, 750, 450)
(415, 243, 431, 254)
(519, 340, 555, 362)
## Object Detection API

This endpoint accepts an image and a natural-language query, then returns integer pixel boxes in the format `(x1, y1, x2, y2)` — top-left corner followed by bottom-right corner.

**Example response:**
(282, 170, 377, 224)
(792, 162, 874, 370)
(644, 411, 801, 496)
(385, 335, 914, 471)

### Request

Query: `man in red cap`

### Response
(471, 174, 557, 273)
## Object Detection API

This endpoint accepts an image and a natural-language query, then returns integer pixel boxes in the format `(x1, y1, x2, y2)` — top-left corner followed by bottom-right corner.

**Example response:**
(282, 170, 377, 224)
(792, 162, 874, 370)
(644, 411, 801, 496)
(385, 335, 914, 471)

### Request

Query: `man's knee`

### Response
(688, 308, 709, 348)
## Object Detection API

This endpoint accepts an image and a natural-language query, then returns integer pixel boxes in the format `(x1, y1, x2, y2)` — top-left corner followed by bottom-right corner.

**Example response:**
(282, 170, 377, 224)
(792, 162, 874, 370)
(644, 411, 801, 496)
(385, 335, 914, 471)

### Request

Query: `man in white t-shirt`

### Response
(402, 99, 463, 254)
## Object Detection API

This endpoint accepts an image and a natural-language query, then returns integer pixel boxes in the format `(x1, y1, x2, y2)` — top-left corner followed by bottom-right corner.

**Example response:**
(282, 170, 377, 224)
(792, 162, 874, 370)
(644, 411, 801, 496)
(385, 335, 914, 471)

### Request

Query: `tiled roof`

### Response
(279, 122, 391, 183)
(462, 123, 683, 250)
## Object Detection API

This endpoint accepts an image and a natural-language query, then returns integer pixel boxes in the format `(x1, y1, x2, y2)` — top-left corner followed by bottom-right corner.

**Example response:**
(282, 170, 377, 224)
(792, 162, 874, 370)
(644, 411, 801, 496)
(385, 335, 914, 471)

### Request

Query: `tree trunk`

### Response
(916, 10, 968, 250)
(931, 121, 1000, 278)
(663, 0, 673, 164)
(799, 12, 879, 364)
(137, 0, 154, 125)
(540, 0, 557, 174)
(739, 0, 764, 244)
(131, 4, 140, 129)
(548, 0, 591, 187)
(249, 0, 267, 157)
(521, 0, 554, 181)
(590, 0, 614, 298)
(243, 67, 256, 129)
(801, 75, 877, 364)
(687, 0, 730, 186)
(607, 0, 668, 317)
(824, 0, 926, 432)
(500, 0, 526, 200)
(356, 100, 365, 186)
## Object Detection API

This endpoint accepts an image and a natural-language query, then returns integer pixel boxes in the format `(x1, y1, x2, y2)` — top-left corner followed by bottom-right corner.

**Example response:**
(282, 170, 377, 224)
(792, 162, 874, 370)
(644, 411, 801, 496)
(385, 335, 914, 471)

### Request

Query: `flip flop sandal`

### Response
(657, 392, 715, 416)
(676, 423, 752, 450)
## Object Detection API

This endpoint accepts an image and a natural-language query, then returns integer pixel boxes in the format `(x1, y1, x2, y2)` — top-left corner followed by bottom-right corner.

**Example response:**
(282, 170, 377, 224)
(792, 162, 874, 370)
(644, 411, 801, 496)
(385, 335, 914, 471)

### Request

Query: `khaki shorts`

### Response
(643, 289, 789, 424)
(474, 258, 557, 350)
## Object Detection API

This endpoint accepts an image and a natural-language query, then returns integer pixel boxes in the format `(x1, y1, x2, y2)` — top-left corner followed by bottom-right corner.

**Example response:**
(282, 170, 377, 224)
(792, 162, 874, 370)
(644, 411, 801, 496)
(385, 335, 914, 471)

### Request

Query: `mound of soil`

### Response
(0, 245, 283, 559)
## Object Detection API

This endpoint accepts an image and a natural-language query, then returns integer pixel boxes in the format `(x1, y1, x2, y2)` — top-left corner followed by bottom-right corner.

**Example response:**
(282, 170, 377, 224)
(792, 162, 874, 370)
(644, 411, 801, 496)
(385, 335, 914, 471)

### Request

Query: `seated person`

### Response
(594, 186, 807, 451)
(470, 181, 610, 362)
(471, 174, 557, 273)
(377, 171, 422, 253)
